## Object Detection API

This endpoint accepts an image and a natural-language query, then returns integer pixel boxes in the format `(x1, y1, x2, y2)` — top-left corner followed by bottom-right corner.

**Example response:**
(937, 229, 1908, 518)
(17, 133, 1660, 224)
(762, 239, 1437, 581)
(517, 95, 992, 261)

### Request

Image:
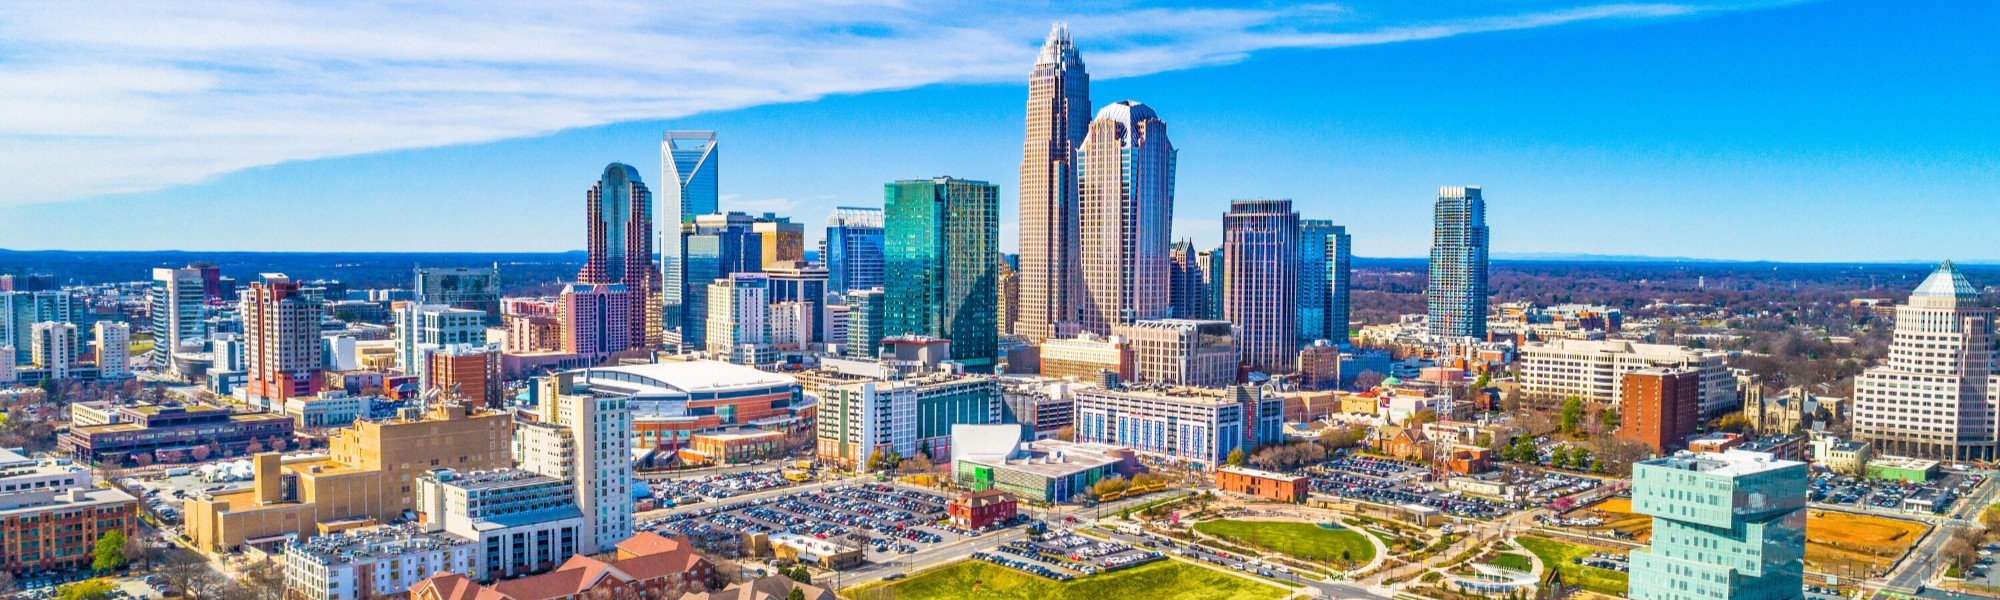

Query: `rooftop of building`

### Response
(0, 487, 135, 517)
(1641, 449, 1802, 477)
(953, 489, 1016, 507)
(426, 467, 563, 491)
(571, 361, 797, 395)
(1076, 384, 1250, 405)
(1831, 440, 1869, 452)
(1912, 260, 1979, 301)
(287, 524, 471, 566)
(769, 532, 860, 555)
(1522, 338, 1723, 357)
(1218, 465, 1307, 483)
(692, 430, 785, 442)
(1870, 455, 1939, 471)
(1738, 434, 1802, 452)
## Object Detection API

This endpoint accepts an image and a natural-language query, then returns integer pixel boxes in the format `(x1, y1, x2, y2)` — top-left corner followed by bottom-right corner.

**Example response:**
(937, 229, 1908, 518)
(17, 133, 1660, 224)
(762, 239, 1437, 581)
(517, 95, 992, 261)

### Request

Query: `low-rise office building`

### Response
(283, 524, 476, 600)
(413, 468, 587, 580)
(1215, 466, 1307, 503)
(0, 449, 138, 575)
(950, 424, 1135, 503)
(62, 403, 294, 465)
(1073, 384, 1283, 470)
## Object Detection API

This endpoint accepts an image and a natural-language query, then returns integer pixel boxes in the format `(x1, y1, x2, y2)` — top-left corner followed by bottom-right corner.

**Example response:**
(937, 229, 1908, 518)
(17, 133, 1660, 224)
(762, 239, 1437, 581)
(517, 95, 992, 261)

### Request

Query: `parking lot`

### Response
(120, 469, 252, 526)
(648, 468, 803, 507)
(1809, 471, 1982, 515)
(645, 483, 997, 564)
(1300, 456, 1521, 519)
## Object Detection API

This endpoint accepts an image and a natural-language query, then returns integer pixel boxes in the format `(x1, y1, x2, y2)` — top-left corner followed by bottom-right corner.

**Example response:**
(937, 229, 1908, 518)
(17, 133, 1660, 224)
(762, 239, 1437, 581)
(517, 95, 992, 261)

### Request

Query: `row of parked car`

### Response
(975, 551, 1075, 581)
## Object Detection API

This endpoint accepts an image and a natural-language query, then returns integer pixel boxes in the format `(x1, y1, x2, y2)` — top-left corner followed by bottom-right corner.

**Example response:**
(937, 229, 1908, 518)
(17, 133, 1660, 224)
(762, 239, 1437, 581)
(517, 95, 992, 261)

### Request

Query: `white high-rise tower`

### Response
(1853, 261, 1998, 461)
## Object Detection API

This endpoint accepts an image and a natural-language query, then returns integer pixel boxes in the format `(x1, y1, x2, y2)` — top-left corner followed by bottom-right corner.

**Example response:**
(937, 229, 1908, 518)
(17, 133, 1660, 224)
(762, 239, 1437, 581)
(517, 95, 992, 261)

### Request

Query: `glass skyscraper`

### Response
(883, 177, 999, 371)
(1297, 220, 1336, 345)
(1076, 100, 1175, 335)
(676, 212, 761, 350)
(1428, 185, 1489, 339)
(824, 206, 885, 293)
(1628, 451, 1807, 600)
(1223, 200, 1298, 374)
(580, 163, 653, 350)
(660, 131, 719, 342)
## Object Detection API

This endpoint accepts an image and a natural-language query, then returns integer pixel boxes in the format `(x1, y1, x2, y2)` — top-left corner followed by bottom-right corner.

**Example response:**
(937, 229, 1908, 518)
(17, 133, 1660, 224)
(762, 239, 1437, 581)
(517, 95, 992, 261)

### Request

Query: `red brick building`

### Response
(410, 532, 715, 600)
(1444, 446, 1493, 475)
(947, 490, 1018, 530)
(1618, 368, 1700, 452)
(1215, 466, 1307, 503)
(425, 346, 504, 408)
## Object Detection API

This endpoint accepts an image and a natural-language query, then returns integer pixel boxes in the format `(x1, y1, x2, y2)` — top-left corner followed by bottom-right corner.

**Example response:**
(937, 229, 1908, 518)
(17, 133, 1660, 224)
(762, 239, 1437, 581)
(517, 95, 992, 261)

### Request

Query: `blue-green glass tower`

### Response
(1628, 451, 1807, 600)
(883, 177, 999, 371)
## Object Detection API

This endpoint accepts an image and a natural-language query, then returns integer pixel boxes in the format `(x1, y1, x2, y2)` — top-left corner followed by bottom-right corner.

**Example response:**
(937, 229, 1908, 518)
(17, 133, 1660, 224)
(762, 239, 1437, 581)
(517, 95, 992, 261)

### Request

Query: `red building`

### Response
(1215, 466, 1308, 503)
(425, 345, 503, 408)
(947, 490, 1018, 530)
(559, 283, 636, 360)
(411, 532, 715, 600)
(1619, 368, 1701, 452)
(244, 273, 323, 404)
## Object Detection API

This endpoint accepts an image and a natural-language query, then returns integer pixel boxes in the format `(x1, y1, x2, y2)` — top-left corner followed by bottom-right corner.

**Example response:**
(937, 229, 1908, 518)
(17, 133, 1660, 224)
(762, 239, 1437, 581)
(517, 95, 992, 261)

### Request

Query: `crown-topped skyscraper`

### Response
(1015, 23, 1091, 341)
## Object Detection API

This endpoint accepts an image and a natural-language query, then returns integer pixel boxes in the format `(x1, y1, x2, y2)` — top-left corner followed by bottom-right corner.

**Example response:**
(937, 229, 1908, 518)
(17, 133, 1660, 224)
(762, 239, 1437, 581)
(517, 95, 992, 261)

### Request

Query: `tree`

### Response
(787, 565, 812, 585)
(92, 531, 128, 572)
(1052, 426, 1075, 442)
(58, 579, 115, 600)
(1549, 446, 1571, 470)
(1558, 397, 1585, 434)
(1093, 476, 1128, 498)
(1713, 413, 1752, 434)
(1501, 386, 1522, 412)
(334, 309, 361, 323)
(1351, 370, 1386, 391)
(788, 588, 806, 600)
(123, 533, 157, 570)
(1408, 409, 1438, 427)
(0, 572, 16, 596)
(1226, 448, 1246, 467)
(1599, 408, 1619, 432)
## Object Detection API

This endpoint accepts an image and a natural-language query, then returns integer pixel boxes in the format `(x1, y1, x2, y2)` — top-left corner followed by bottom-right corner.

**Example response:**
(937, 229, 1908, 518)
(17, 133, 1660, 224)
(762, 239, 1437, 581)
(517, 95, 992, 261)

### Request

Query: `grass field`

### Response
(845, 558, 1289, 600)
(1517, 537, 1627, 596)
(1805, 509, 1926, 576)
(1192, 520, 1377, 564)
(1489, 553, 1533, 572)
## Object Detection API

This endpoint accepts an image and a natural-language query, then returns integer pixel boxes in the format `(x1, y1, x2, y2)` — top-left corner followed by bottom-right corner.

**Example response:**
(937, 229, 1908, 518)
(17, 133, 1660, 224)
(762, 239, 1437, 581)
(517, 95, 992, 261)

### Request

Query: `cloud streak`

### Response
(0, 1, 1787, 206)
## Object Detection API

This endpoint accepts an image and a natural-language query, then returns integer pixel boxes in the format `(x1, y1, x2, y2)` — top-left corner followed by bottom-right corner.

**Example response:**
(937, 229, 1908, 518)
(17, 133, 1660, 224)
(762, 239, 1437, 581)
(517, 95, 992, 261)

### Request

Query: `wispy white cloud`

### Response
(0, 1, 1792, 206)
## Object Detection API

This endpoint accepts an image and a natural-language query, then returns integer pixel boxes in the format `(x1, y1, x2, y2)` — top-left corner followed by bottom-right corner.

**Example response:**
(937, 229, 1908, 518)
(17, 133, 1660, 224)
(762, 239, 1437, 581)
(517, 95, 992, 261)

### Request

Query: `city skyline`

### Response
(4, 1, 1998, 262)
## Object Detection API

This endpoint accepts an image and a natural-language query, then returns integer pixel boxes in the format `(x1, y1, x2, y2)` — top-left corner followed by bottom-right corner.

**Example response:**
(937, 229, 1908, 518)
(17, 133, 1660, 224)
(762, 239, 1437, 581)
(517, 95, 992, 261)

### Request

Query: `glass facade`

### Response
(1628, 452, 1807, 600)
(883, 178, 999, 371)
(676, 213, 761, 350)
(1429, 186, 1489, 339)
(825, 207, 885, 293)
(660, 132, 719, 341)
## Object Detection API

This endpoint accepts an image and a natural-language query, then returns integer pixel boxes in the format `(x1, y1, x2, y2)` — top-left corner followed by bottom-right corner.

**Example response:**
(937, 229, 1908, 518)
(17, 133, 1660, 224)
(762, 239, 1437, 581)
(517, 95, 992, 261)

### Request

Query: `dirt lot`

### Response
(1568, 501, 1923, 578)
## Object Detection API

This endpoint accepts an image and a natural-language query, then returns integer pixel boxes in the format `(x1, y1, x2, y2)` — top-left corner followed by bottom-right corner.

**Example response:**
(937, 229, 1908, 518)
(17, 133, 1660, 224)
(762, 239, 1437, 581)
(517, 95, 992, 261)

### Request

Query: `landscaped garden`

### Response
(1517, 536, 1627, 596)
(1192, 519, 1378, 565)
(844, 558, 1289, 600)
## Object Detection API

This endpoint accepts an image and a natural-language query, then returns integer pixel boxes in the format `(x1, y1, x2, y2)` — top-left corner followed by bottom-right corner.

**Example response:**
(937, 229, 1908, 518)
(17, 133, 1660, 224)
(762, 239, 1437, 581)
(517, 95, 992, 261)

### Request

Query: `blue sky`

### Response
(2, 0, 1997, 262)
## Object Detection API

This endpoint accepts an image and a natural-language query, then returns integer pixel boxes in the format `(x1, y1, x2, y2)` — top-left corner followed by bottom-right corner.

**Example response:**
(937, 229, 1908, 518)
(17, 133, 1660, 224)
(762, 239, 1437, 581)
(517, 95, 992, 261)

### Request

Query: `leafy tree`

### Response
(1093, 476, 1129, 498)
(1226, 448, 1246, 467)
(1559, 397, 1584, 434)
(1408, 409, 1438, 426)
(1549, 446, 1571, 469)
(92, 531, 127, 572)
(788, 588, 806, 600)
(1599, 408, 1619, 431)
(58, 579, 115, 600)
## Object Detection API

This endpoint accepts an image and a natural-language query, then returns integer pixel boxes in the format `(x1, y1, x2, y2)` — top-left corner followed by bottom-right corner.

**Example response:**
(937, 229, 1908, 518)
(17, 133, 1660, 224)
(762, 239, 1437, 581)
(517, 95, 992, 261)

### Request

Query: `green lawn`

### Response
(846, 558, 1288, 600)
(1516, 537, 1627, 596)
(1192, 520, 1376, 564)
(1488, 553, 1532, 572)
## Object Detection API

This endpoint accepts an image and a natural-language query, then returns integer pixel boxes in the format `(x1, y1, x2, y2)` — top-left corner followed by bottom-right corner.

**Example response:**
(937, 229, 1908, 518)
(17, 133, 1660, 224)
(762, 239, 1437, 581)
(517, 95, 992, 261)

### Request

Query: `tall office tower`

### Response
(1168, 240, 1205, 320)
(2, 290, 75, 366)
(558, 283, 633, 361)
(1223, 200, 1299, 374)
(394, 303, 487, 381)
(1628, 450, 1806, 600)
(1197, 247, 1226, 321)
(751, 214, 805, 268)
(825, 207, 886, 293)
(1076, 100, 1175, 335)
(579, 163, 655, 349)
(93, 322, 130, 379)
(243, 273, 324, 406)
(884, 177, 1000, 371)
(675, 212, 763, 349)
(844, 288, 887, 359)
(997, 263, 1019, 337)
(30, 321, 78, 379)
(188, 263, 224, 302)
(0, 275, 55, 292)
(1619, 368, 1701, 452)
(1016, 23, 1090, 342)
(764, 261, 829, 343)
(660, 131, 720, 341)
(412, 266, 501, 326)
(1428, 185, 1489, 339)
(706, 273, 771, 366)
(1327, 226, 1352, 344)
(1297, 220, 1338, 345)
(520, 374, 634, 555)
(1853, 261, 1999, 460)
(150, 267, 206, 370)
